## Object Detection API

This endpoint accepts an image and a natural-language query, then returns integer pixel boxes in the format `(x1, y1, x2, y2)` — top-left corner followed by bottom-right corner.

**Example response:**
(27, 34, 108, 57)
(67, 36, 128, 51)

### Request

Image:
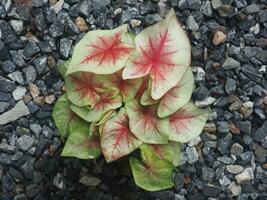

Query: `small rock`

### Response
(16, 135, 35, 151)
(79, 0, 92, 17)
(225, 78, 236, 94)
(234, 0, 247, 8)
(50, 0, 64, 14)
(226, 165, 244, 174)
(213, 31, 226, 45)
(2, 60, 16, 73)
(30, 124, 42, 137)
(0, 100, 30, 125)
(25, 184, 40, 198)
(45, 95, 55, 104)
(235, 168, 254, 183)
(75, 17, 89, 32)
(230, 143, 244, 156)
(12, 86, 26, 100)
(0, 102, 9, 113)
(202, 167, 215, 182)
(219, 175, 231, 187)
(222, 57, 240, 70)
(237, 152, 253, 165)
(245, 3, 260, 14)
(253, 143, 267, 163)
(10, 20, 23, 34)
(218, 5, 237, 18)
(236, 121, 251, 134)
(23, 65, 37, 84)
(29, 83, 40, 98)
(217, 121, 229, 134)
(53, 173, 66, 189)
(60, 38, 72, 58)
(202, 184, 222, 197)
(79, 176, 101, 186)
(195, 97, 216, 107)
(179, 0, 201, 10)
(145, 14, 162, 25)
(253, 121, 267, 142)
(187, 15, 199, 31)
(200, 1, 212, 16)
(186, 146, 199, 164)
(33, 56, 47, 74)
(23, 42, 40, 58)
(0, 76, 16, 92)
(227, 182, 241, 196)
(65, 19, 79, 35)
(93, 0, 110, 7)
(7, 71, 24, 84)
(211, 0, 222, 9)
(130, 19, 142, 28)
(49, 21, 64, 38)
(240, 101, 253, 117)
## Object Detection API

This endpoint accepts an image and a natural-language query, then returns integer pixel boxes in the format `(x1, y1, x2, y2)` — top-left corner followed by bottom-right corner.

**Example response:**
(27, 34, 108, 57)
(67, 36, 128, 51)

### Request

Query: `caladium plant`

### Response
(53, 9, 210, 192)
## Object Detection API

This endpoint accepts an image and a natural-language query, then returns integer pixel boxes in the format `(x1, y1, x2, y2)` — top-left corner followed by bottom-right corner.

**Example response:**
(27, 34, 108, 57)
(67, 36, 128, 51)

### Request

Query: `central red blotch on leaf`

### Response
(81, 33, 132, 66)
(71, 73, 102, 102)
(133, 29, 177, 78)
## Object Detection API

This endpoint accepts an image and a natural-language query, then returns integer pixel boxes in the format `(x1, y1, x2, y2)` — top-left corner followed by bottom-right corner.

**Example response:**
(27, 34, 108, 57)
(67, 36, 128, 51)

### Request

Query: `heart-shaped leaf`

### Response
(70, 92, 122, 122)
(65, 72, 106, 107)
(52, 94, 90, 137)
(158, 67, 194, 118)
(168, 102, 209, 143)
(66, 24, 133, 75)
(125, 100, 168, 144)
(141, 143, 180, 167)
(122, 9, 191, 100)
(129, 143, 174, 191)
(57, 59, 71, 77)
(61, 131, 101, 159)
(101, 108, 142, 162)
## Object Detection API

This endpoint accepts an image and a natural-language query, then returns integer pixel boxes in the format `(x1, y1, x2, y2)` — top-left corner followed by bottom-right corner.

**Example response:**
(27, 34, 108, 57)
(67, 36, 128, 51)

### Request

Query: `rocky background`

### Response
(0, 0, 266, 199)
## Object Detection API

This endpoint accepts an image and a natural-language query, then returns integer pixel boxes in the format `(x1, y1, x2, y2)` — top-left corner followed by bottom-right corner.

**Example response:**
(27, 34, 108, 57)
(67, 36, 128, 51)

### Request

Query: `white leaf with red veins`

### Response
(158, 67, 194, 118)
(123, 9, 191, 100)
(168, 102, 210, 143)
(101, 108, 142, 162)
(125, 100, 168, 144)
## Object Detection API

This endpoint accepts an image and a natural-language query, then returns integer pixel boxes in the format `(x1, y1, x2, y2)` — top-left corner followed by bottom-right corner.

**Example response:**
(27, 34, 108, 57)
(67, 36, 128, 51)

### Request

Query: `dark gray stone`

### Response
(33, 56, 47, 74)
(253, 121, 267, 142)
(23, 42, 40, 58)
(79, 0, 93, 17)
(236, 121, 251, 134)
(16, 135, 35, 151)
(217, 121, 229, 134)
(0, 76, 16, 92)
(202, 167, 215, 182)
(225, 78, 236, 94)
(49, 21, 64, 38)
(202, 184, 222, 197)
(65, 19, 79, 35)
(23, 65, 37, 84)
(60, 38, 73, 58)
(194, 86, 210, 100)
(25, 184, 40, 198)
(0, 102, 9, 113)
(234, 0, 247, 8)
(7, 71, 24, 84)
(222, 57, 240, 69)
(0, 91, 11, 101)
(2, 60, 16, 73)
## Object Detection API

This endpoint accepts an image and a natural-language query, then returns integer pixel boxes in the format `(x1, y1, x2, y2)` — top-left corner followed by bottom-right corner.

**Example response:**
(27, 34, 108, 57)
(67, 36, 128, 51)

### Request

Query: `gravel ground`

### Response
(0, 0, 267, 199)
